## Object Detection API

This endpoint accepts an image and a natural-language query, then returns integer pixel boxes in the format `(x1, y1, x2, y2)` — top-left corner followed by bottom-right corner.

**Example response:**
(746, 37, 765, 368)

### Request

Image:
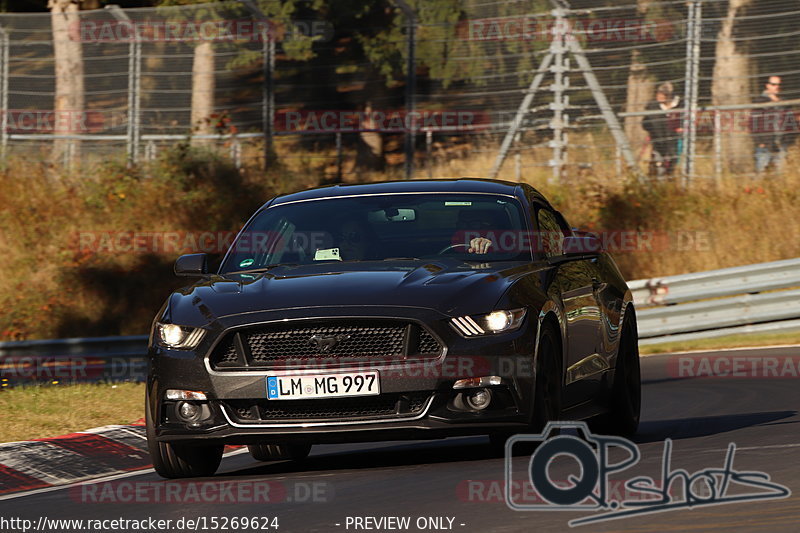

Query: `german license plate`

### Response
(266, 372, 380, 400)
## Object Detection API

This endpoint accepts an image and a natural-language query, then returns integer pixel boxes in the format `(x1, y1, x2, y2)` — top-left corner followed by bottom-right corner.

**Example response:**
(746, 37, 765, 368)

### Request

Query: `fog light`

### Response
(465, 388, 492, 410)
(176, 401, 201, 422)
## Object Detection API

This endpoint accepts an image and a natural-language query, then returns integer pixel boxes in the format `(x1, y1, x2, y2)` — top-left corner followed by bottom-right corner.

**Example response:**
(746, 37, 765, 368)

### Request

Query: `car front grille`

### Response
(223, 392, 432, 424)
(210, 319, 443, 370)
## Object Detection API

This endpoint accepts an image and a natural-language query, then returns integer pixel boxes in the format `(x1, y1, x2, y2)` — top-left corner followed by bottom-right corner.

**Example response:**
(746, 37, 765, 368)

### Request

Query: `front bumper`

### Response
(148, 306, 538, 444)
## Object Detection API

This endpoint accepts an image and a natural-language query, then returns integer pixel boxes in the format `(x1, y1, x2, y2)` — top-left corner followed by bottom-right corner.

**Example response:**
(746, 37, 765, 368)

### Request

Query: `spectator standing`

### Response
(751, 75, 795, 174)
(642, 82, 683, 177)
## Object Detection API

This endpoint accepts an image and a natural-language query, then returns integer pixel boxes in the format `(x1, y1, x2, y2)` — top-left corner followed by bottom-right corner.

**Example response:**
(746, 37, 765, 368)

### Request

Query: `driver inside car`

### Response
(335, 218, 369, 260)
(468, 236, 492, 254)
(328, 213, 494, 261)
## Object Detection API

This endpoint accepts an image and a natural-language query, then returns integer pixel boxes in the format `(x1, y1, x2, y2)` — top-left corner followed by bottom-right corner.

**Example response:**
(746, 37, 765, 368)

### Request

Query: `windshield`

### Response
(220, 193, 531, 273)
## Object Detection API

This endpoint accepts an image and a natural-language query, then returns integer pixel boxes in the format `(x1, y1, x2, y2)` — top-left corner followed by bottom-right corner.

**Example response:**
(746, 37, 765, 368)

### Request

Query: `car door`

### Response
(535, 205, 605, 407)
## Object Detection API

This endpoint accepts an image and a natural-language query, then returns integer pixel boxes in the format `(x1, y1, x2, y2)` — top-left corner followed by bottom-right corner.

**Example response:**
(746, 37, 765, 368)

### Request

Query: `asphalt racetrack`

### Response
(2, 346, 800, 532)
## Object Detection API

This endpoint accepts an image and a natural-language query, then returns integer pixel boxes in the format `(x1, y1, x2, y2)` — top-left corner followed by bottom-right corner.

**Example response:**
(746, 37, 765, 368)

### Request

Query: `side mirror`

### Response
(174, 253, 208, 276)
(562, 235, 602, 256)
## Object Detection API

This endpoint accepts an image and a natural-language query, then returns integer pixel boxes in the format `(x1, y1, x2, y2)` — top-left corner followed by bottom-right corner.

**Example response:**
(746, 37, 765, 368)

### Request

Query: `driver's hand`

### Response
(469, 237, 493, 254)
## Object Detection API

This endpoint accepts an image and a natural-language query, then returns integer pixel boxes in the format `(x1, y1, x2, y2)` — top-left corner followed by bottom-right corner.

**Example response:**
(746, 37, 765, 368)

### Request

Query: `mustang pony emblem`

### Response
(308, 333, 351, 353)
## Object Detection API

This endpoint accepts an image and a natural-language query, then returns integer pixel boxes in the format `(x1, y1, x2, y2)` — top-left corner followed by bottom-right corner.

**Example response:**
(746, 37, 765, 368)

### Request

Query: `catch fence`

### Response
(1, 0, 799, 182)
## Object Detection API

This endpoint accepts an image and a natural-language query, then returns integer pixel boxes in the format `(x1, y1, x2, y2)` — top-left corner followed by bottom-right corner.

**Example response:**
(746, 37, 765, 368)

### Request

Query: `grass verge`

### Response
(639, 330, 800, 355)
(0, 382, 145, 443)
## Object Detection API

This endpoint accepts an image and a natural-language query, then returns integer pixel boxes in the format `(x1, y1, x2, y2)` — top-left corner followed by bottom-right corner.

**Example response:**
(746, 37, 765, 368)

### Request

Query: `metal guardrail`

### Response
(0, 335, 148, 386)
(629, 257, 800, 307)
(0, 258, 798, 384)
(634, 258, 800, 345)
(638, 289, 800, 338)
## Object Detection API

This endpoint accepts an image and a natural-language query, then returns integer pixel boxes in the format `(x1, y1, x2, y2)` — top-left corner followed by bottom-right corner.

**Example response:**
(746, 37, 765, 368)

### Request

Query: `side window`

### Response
(536, 207, 565, 258)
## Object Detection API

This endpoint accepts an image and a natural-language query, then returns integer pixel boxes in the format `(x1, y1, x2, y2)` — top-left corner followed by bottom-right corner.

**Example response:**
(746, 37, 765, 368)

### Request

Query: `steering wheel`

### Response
(437, 243, 471, 254)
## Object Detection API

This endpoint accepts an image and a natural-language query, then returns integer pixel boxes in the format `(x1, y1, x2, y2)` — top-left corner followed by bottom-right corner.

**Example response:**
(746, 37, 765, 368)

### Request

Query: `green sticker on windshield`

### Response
(239, 258, 255, 268)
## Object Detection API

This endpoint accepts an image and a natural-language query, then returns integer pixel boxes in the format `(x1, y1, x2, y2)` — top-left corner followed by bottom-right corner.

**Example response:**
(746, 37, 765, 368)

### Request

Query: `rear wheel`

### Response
(590, 309, 641, 437)
(248, 443, 312, 462)
(145, 391, 224, 479)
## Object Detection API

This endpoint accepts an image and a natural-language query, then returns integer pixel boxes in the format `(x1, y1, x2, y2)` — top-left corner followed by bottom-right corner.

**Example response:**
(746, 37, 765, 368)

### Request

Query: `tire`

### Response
(489, 321, 562, 455)
(530, 322, 563, 432)
(248, 443, 312, 462)
(145, 391, 224, 479)
(590, 309, 641, 437)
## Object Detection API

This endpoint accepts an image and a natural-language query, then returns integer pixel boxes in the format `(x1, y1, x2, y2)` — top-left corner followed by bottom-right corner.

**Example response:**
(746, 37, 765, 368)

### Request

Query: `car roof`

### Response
(268, 178, 545, 207)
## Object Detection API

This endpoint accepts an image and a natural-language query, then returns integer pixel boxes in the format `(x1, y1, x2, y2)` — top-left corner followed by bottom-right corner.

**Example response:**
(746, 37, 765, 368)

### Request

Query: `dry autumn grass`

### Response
(1, 135, 799, 341)
(0, 382, 145, 443)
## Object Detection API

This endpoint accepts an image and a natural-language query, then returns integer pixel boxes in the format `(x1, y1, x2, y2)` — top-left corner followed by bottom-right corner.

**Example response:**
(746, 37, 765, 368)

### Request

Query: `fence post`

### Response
(264, 34, 275, 168)
(145, 140, 156, 161)
(682, 0, 701, 183)
(106, 5, 141, 165)
(425, 129, 432, 178)
(0, 30, 7, 161)
(394, 0, 416, 180)
(132, 30, 141, 163)
(230, 138, 242, 169)
(335, 131, 342, 182)
(0, 25, 8, 161)
(549, 7, 569, 184)
(713, 109, 722, 183)
(242, 0, 274, 169)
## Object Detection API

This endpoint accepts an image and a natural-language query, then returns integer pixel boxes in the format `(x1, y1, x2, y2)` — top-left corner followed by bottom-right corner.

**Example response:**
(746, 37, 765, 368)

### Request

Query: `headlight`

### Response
(156, 323, 205, 349)
(451, 308, 527, 336)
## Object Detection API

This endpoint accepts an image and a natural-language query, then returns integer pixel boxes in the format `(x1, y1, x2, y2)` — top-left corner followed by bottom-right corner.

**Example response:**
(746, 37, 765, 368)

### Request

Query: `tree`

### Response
(49, 0, 84, 164)
(624, 0, 654, 162)
(711, 0, 753, 171)
(157, 0, 219, 145)
(190, 38, 215, 144)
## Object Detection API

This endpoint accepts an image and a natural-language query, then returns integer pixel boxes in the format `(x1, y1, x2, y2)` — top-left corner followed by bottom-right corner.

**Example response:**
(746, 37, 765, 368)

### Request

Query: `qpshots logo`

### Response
(505, 422, 790, 527)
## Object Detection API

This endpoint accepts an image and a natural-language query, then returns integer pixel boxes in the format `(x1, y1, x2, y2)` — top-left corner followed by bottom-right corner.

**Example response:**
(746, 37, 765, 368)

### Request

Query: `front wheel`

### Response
(146, 391, 224, 479)
(530, 322, 563, 432)
(489, 322, 562, 455)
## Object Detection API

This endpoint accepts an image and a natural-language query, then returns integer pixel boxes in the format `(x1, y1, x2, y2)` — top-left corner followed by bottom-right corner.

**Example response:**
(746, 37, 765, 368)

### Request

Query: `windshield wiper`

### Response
(382, 257, 422, 261)
(223, 263, 297, 275)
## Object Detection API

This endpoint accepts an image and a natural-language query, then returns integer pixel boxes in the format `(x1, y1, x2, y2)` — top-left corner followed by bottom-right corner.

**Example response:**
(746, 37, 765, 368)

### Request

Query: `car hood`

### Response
(166, 259, 544, 324)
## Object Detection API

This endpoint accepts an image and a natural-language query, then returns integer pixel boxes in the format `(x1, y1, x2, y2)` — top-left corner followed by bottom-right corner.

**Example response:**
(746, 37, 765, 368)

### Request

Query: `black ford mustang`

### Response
(146, 179, 640, 478)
